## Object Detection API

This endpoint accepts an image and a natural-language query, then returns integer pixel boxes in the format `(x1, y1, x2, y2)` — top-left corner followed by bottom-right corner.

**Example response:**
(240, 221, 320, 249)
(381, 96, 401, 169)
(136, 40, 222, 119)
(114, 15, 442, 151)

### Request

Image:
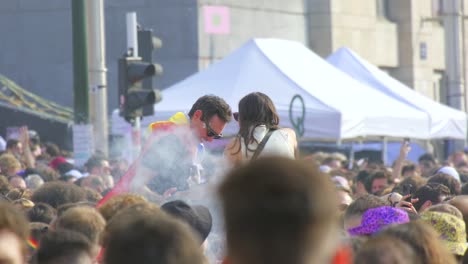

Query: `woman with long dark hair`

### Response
(224, 92, 297, 165)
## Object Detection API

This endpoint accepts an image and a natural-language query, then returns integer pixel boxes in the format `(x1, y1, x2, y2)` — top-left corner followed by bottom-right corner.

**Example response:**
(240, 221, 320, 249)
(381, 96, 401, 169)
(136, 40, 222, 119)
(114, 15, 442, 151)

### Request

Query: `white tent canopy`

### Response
(112, 38, 430, 140)
(327, 47, 467, 140)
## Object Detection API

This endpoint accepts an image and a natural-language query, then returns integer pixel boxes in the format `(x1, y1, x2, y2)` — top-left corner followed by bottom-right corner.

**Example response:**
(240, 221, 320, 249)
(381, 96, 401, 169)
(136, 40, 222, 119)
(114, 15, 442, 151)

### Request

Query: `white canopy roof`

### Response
(327, 47, 467, 140)
(112, 38, 430, 140)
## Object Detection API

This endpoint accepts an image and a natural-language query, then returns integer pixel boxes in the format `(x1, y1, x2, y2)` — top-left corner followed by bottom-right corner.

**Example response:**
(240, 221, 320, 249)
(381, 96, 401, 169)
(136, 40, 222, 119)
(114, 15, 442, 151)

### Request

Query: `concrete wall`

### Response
(330, 0, 398, 67)
(197, 0, 307, 68)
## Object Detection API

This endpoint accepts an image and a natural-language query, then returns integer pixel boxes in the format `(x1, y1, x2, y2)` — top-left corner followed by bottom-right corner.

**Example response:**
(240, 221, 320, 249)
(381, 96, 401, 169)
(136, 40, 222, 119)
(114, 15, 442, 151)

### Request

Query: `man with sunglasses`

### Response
(99, 95, 231, 206)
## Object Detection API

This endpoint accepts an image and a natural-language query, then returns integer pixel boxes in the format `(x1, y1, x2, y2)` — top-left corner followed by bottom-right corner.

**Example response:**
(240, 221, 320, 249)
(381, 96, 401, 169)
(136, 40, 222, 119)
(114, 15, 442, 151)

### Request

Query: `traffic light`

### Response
(138, 28, 163, 116)
(118, 55, 162, 122)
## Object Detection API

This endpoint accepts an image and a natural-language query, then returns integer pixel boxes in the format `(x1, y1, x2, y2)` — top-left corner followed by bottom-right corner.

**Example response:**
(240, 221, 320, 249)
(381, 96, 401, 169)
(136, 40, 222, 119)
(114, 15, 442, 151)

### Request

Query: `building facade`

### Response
(0, 0, 466, 121)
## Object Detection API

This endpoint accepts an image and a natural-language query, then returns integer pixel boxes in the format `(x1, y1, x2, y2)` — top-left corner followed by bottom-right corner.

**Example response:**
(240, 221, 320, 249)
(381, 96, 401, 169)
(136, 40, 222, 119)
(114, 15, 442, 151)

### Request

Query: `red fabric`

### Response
(97, 121, 186, 207)
(49, 156, 67, 170)
(331, 245, 353, 264)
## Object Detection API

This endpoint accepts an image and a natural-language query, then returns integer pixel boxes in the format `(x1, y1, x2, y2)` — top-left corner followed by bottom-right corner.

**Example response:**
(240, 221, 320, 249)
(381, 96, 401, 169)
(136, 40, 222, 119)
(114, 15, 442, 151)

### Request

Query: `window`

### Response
(376, 0, 390, 20)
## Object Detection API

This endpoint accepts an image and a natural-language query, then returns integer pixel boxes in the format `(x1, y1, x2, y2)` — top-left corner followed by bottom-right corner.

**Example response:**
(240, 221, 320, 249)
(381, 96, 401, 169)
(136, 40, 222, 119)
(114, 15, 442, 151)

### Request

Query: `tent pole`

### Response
(382, 136, 388, 165)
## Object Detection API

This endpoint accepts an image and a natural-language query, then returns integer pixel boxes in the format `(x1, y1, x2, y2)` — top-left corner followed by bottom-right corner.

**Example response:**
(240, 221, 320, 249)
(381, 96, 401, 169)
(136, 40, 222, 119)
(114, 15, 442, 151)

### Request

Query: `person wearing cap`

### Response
(99, 95, 231, 206)
(161, 200, 212, 247)
(420, 211, 468, 262)
(347, 206, 410, 237)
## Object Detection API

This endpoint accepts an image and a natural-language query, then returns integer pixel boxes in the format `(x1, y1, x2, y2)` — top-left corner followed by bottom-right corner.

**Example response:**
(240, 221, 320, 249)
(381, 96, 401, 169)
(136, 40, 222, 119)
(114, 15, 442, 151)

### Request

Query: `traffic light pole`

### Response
(126, 12, 141, 160)
(72, 0, 89, 124)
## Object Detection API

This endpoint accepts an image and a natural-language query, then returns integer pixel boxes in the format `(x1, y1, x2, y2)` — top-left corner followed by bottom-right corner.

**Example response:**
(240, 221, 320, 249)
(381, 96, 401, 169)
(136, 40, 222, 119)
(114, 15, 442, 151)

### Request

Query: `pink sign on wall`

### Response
(203, 5, 230, 35)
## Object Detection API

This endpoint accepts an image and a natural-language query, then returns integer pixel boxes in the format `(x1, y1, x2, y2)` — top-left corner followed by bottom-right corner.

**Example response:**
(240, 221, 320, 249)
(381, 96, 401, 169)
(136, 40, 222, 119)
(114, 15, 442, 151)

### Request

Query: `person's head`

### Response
(103, 203, 205, 264)
(428, 172, 461, 195)
(393, 175, 427, 195)
(27, 202, 57, 224)
(31, 182, 86, 209)
(343, 195, 387, 231)
(24, 174, 44, 190)
(448, 195, 468, 242)
(97, 193, 147, 222)
(36, 167, 60, 182)
(336, 186, 353, 212)
(347, 206, 409, 237)
(235, 91, 279, 135)
(353, 170, 370, 197)
(44, 142, 60, 158)
(412, 183, 451, 212)
(419, 153, 437, 177)
(0, 154, 21, 177)
(188, 95, 232, 142)
(376, 220, 457, 264)
(354, 235, 422, 264)
(55, 206, 106, 256)
(79, 175, 106, 194)
(401, 163, 420, 177)
(365, 171, 388, 195)
(420, 211, 468, 258)
(0, 202, 30, 264)
(84, 156, 111, 176)
(450, 151, 467, 168)
(426, 203, 463, 219)
(8, 176, 26, 190)
(219, 157, 340, 264)
(34, 229, 94, 264)
(6, 139, 22, 157)
(161, 200, 212, 244)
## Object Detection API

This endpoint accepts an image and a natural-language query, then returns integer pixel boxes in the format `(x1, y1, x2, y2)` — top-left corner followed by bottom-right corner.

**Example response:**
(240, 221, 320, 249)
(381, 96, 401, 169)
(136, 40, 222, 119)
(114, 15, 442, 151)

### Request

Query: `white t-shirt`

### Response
(240, 125, 295, 160)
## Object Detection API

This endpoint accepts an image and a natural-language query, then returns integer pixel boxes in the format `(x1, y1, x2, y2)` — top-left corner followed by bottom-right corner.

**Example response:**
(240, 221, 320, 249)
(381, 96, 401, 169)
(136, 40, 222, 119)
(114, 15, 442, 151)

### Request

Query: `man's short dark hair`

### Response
(412, 183, 451, 211)
(6, 139, 20, 150)
(84, 155, 106, 171)
(418, 153, 436, 164)
(104, 204, 204, 264)
(188, 95, 232, 123)
(219, 157, 339, 264)
(355, 170, 370, 184)
(35, 230, 93, 264)
(364, 171, 387, 194)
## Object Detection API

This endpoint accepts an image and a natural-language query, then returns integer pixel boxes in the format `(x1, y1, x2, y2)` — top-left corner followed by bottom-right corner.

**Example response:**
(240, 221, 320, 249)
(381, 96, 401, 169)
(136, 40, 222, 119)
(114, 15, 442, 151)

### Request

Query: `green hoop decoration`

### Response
(289, 94, 305, 137)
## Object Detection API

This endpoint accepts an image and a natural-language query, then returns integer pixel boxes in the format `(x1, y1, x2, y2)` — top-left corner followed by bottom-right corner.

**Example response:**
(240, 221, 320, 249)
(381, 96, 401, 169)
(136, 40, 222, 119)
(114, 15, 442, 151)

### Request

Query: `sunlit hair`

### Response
(354, 235, 422, 264)
(230, 92, 280, 155)
(378, 220, 456, 264)
(98, 193, 147, 222)
(55, 206, 106, 245)
(219, 157, 339, 264)
(188, 94, 232, 123)
(103, 203, 205, 264)
(0, 202, 30, 257)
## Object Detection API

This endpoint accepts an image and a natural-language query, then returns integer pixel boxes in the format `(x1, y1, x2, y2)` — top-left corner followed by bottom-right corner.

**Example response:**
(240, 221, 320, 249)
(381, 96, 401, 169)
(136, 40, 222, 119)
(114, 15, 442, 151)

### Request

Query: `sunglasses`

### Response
(233, 112, 239, 121)
(204, 122, 223, 139)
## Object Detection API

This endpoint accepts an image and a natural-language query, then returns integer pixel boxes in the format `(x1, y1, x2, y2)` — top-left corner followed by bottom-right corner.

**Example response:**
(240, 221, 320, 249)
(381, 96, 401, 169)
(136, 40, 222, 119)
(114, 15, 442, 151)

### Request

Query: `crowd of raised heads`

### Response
(3, 114, 468, 263)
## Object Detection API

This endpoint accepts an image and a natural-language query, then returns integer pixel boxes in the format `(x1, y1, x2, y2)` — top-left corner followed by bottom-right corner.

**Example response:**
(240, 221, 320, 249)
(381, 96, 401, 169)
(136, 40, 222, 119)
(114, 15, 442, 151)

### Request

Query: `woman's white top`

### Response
(240, 125, 295, 160)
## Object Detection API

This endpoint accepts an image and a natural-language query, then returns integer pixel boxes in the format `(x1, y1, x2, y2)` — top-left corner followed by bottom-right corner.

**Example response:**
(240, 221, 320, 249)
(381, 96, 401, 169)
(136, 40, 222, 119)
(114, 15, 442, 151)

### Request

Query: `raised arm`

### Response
(392, 139, 411, 181)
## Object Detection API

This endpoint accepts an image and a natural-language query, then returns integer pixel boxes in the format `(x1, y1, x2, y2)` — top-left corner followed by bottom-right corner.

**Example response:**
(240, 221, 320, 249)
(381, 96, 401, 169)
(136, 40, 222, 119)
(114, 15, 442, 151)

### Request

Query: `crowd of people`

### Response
(0, 92, 468, 263)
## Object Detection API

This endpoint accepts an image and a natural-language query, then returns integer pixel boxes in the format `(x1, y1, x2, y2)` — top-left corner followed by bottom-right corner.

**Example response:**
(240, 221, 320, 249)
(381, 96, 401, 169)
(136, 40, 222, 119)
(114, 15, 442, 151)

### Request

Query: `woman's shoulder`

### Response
(276, 127, 297, 138)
